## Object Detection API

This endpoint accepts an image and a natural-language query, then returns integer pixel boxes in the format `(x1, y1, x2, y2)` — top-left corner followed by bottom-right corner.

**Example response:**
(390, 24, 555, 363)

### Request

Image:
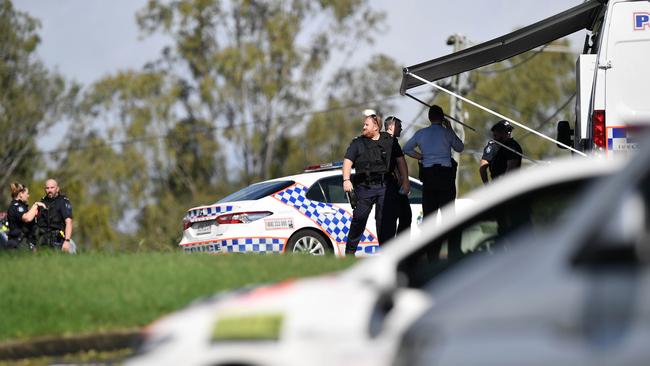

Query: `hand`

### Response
(62, 240, 71, 253)
(401, 180, 410, 195)
(442, 118, 452, 129)
(343, 179, 353, 192)
(33, 202, 46, 210)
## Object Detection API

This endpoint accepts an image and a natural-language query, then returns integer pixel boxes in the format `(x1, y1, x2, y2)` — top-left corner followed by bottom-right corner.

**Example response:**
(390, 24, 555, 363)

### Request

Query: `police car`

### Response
(179, 162, 427, 257)
(128, 156, 624, 366)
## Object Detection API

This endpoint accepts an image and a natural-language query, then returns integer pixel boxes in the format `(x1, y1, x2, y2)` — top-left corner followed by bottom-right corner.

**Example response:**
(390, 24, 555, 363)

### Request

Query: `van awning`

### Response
(400, 0, 604, 94)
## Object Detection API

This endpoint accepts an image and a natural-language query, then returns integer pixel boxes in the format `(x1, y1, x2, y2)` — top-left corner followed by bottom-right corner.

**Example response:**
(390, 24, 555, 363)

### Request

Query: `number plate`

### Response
(194, 221, 213, 235)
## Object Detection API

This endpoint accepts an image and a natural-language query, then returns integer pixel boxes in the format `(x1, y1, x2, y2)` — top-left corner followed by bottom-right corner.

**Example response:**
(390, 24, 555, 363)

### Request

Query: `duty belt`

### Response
(359, 173, 389, 185)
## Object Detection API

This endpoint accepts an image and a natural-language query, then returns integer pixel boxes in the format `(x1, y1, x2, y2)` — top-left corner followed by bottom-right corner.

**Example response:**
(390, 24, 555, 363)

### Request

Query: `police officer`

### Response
(5, 182, 45, 250)
(342, 113, 410, 256)
(403, 105, 464, 219)
(479, 120, 523, 184)
(382, 116, 412, 238)
(36, 179, 74, 252)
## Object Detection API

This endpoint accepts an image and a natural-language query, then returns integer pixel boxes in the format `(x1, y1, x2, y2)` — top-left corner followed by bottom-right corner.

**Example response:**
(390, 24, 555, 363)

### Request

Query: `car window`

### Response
(409, 180, 423, 204)
(217, 180, 295, 203)
(307, 175, 423, 204)
(397, 178, 596, 289)
(306, 175, 347, 203)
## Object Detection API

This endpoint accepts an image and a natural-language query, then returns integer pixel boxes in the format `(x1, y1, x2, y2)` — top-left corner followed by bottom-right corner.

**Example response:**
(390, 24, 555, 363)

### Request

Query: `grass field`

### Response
(0, 251, 355, 342)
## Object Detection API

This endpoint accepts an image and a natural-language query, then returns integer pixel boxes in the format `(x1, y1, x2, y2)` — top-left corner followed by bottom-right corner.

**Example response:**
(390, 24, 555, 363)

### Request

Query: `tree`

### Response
(136, 0, 385, 183)
(280, 54, 403, 175)
(0, 0, 75, 196)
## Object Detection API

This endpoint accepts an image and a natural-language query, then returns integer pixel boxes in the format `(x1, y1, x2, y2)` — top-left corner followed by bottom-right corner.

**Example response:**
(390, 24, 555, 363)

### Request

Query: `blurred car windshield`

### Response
(398, 177, 598, 288)
(217, 180, 295, 203)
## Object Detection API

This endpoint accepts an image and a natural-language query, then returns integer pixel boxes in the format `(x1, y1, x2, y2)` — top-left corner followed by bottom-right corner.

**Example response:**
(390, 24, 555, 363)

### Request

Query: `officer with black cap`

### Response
(342, 113, 410, 256)
(36, 178, 74, 252)
(479, 119, 523, 184)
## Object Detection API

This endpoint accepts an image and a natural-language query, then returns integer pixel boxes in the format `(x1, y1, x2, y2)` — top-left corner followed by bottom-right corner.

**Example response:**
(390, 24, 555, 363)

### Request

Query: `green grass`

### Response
(0, 251, 355, 341)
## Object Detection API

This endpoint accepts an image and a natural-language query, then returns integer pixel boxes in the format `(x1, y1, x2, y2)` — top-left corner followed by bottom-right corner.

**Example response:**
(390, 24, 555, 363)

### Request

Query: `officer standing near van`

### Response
(342, 113, 410, 256)
(403, 105, 464, 218)
(36, 179, 74, 252)
(479, 120, 522, 184)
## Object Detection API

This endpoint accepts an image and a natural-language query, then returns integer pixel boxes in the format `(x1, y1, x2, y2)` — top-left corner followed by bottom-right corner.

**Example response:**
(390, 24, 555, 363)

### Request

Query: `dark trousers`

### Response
(382, 180, 412, 240)
(345, 183, 386, 255)
(420, 165, 456, 217)
(421, 165, 461, 261)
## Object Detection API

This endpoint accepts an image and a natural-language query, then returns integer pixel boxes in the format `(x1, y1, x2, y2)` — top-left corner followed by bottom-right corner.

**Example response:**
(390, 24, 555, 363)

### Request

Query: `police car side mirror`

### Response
(556, 121, 573, 149)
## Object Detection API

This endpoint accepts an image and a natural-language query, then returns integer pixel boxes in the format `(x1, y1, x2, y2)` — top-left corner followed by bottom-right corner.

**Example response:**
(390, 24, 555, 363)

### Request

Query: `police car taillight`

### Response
(593, 110, 606, 150)
(182, 215, 192, 230)
(216, 211, 272, 224)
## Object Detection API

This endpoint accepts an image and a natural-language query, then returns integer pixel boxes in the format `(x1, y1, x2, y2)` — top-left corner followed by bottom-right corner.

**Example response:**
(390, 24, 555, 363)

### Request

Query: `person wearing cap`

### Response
(342, 113, 410, 256)
(479, 120, 522, 184)
(403, 105, 464, 219)
(382, 116, 412, 239)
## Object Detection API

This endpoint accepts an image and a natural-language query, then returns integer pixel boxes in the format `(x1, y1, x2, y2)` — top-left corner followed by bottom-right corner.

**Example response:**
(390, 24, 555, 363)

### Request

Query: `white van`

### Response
(564, 0, 650, 156)
(400, 0, 650, 158)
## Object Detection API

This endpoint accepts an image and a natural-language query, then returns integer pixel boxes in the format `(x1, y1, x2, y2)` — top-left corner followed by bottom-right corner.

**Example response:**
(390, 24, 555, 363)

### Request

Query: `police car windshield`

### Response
(217, 180, 295, 203)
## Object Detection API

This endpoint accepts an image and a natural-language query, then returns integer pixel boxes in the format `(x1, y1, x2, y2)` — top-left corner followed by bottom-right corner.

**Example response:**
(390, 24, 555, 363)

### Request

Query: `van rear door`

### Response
(603, 1, 650, 154)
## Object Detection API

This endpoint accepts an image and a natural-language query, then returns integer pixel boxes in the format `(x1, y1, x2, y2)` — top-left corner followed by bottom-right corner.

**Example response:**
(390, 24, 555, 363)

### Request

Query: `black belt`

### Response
(423, 164, 452, 170)
(358, 173, 389, 184)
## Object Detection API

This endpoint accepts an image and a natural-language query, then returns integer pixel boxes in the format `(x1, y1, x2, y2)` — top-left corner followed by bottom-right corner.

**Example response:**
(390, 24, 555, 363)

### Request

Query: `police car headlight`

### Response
(216, 211, 272, 224)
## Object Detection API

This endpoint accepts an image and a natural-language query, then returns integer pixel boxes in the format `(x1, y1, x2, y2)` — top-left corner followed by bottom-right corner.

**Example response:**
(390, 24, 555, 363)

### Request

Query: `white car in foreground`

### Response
(128, 157, 623, 366)
(179, 162, 429, 257)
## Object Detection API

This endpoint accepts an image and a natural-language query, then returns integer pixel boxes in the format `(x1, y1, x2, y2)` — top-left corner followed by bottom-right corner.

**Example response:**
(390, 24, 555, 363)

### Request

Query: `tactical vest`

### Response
(37, 195, 68, 231)
(355, 132, 393, 176)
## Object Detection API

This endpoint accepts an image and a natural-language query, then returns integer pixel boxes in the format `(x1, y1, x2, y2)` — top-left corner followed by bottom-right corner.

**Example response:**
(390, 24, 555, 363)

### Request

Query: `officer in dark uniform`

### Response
(480, 120, 527, 237)
(382, 116, 412, 238)
(479, 120, 523, 184)
(342, 113, 410, 256)
(36, 179, 74, 252)
(5, 182, 45, 250)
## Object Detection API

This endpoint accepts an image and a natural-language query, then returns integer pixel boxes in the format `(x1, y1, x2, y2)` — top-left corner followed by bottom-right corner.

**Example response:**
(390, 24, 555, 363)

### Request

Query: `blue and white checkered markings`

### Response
(221, 238, 284, 253)
(274, 184, 378, 253)
(608, 127, 639, 151)
(188, 205, 234, 221)
(184, 238, 284, 254)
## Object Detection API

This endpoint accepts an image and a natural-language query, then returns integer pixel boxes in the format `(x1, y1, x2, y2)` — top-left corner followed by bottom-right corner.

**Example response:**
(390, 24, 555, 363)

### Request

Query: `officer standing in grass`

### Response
(342, 113, 410, 256)
(36, 179, 75, 253)
(5, 182, 45, 250)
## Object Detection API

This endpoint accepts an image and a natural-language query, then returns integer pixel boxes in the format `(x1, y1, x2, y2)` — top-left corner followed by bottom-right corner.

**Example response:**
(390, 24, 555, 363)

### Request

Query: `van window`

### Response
(397, 179, 595, 289)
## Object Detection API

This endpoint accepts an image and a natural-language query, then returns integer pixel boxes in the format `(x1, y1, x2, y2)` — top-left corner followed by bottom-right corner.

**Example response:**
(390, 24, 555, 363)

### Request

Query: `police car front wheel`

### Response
(287, 230, 332, 256)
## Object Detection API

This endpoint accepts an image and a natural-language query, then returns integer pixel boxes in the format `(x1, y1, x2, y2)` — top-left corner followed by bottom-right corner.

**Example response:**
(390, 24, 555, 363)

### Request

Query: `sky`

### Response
(14, 0, 585, 148)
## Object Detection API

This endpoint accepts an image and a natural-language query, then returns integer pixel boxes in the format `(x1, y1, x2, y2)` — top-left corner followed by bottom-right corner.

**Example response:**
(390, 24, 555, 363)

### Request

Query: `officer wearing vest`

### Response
(342, 113, 410, 256)
(5, 182, 45, 250)
(36, 179, 74, 252)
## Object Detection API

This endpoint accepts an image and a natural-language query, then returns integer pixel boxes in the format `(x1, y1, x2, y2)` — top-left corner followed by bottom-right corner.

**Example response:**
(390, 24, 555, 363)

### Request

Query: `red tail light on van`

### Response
(592, 110, 606, 150)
